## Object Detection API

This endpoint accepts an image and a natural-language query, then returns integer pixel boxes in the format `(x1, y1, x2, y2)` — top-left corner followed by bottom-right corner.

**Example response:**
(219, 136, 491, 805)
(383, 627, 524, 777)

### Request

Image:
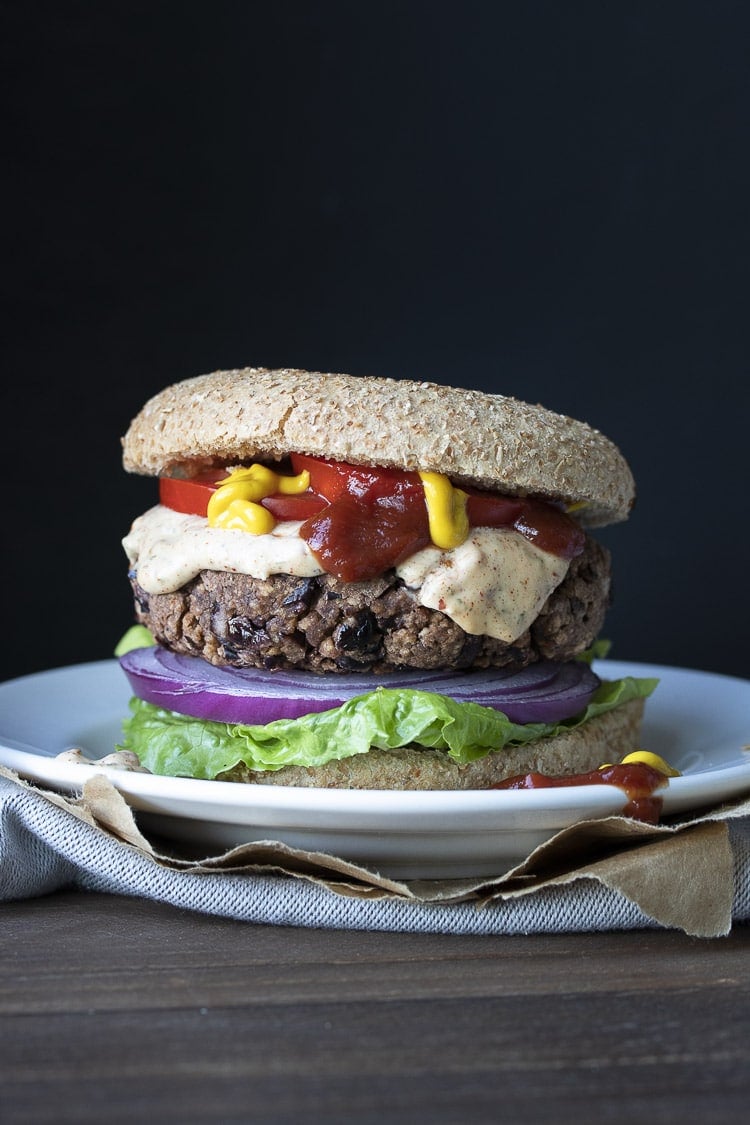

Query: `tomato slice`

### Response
(465, 489, 524, 529)
(158, 470, 228, 517)
(289, 453, 352, 501)
(290, 452, 423, 503)
(465, 488, 584, 558)
(261, 492, 327, 521)
(512, 497, 586, 559)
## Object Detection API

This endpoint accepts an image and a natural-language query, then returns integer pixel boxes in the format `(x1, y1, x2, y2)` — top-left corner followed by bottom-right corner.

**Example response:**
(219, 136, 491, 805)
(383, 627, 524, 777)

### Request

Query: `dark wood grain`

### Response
(1, 892, 748, 1124)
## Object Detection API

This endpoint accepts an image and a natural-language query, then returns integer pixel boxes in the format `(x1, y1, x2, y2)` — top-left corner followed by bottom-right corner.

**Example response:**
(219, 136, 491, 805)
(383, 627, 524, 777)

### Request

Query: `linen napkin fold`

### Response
(1, 766, 748, 937)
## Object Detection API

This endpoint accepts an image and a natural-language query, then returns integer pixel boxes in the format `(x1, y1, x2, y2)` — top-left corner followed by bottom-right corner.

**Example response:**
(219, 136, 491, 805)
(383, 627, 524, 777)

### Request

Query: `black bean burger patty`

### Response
(129, 536, 611, 675)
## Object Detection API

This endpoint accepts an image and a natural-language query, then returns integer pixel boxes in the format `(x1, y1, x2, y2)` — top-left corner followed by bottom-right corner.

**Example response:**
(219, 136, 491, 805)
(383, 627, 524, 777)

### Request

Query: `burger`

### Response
(116, 367, 656, 789)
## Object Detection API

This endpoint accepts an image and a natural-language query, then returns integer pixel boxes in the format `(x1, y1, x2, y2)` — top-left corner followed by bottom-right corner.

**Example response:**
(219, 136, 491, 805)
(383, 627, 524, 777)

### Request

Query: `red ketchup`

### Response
(292, 456, 585, 582)
(299, 472, 432, 582)
(491, 762, 669, 824)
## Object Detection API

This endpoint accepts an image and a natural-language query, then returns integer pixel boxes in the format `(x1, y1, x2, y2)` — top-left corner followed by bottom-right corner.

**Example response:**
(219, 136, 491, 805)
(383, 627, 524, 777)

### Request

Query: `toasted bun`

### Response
(122, 368, 635, 526)
(218, 697, 645, 790)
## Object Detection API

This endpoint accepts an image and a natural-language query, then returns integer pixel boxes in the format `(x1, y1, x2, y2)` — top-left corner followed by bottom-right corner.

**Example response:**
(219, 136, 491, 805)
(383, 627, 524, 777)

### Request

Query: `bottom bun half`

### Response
(218, 697, 645, 790)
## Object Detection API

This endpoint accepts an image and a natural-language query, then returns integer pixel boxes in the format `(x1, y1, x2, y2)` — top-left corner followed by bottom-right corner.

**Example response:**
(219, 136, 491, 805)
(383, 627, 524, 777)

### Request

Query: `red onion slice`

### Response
(119, 646, 600, 726)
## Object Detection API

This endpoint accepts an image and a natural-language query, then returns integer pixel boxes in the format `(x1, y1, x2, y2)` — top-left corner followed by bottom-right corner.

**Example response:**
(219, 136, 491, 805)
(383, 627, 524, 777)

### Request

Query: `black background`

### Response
(3, 2, 749, 685)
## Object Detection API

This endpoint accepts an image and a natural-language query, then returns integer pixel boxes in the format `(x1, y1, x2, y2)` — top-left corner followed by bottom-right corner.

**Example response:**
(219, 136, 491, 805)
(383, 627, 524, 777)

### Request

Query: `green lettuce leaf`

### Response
(575, 638, 612, 664)
(114, 625, 156, 657)
(118, 675, 658, 780)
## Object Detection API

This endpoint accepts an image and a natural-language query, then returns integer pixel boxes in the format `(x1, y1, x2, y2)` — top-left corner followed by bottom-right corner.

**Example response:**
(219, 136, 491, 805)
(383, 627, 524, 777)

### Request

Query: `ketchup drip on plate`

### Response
(491, 762, 669, 824)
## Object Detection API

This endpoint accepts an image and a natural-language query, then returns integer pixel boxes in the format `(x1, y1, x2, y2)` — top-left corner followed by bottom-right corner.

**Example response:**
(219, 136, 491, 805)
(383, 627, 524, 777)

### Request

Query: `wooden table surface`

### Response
(0, 892, 748, 1124)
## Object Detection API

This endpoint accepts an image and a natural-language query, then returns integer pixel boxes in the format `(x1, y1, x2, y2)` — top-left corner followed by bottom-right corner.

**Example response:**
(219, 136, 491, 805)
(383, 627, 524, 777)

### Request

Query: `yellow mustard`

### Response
(207, 465, 310, 534)
(418, 472, 470, 550)
(620, 750, 681, 777)
(599, 750, 681, 777)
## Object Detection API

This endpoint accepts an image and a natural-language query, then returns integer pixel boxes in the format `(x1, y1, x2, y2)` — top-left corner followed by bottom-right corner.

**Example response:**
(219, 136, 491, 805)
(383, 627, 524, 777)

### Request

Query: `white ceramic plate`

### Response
(0, 659, 748, 878)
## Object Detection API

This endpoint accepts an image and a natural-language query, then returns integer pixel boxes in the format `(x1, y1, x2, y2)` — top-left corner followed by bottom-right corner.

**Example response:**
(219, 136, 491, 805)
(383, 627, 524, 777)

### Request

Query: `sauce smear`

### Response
(295, 457, 586, 582)
(491, 762, 668, 824)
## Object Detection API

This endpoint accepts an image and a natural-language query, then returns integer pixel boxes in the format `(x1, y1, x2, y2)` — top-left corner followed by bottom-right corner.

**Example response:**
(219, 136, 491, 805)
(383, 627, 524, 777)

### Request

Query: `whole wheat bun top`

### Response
(122, 368, 635, 526)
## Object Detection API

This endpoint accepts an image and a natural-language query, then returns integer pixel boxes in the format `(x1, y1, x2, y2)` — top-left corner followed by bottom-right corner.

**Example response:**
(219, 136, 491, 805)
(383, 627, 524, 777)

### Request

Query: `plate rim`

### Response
(0, 657, 748, 824)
